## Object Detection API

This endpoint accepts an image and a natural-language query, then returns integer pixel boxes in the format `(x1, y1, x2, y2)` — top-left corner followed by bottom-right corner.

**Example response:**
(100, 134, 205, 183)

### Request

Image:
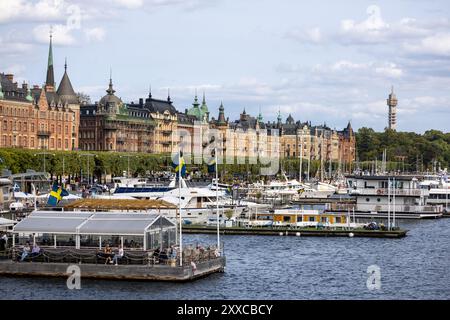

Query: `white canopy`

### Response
(0, 217, 16, 227)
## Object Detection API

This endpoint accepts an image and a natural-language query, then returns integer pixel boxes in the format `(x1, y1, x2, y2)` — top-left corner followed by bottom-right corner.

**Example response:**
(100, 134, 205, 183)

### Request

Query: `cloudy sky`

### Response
(1, 0, 449, 133)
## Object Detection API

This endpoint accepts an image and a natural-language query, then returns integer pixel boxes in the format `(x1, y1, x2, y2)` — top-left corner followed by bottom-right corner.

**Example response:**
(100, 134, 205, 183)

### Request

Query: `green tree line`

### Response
(356, 128, 450, 171)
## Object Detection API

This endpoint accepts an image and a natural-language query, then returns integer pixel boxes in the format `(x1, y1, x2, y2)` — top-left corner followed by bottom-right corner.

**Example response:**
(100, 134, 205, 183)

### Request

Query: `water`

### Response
(1, 219, 449, 300)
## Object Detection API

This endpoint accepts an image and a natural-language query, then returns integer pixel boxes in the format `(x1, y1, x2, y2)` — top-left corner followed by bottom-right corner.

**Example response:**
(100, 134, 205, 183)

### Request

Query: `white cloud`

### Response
(84, 27, 106, 42)
(0, 36, 33, 55)
(0, 0, 66, 24)
(404, 33, 450, 57)
(114, 0, 144, 9)
(33, 24, 76, 46)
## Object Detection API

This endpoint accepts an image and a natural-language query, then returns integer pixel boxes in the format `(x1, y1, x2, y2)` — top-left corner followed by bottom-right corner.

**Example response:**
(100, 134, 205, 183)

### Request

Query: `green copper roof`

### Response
(26, 87, 33, 102)
(187, 95, 204, 120)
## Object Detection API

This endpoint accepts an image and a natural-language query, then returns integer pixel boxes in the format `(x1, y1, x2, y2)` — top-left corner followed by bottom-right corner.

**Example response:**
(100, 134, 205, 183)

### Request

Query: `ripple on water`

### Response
(1, 219, 449, 300)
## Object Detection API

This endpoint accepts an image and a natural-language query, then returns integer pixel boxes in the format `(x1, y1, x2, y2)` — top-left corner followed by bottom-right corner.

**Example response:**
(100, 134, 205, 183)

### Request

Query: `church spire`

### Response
(45, 28, 55, 88)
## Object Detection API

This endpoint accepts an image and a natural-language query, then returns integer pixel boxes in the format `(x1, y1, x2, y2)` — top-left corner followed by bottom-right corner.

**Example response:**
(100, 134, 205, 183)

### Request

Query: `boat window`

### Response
(283, 216, 290, 222)
(377, 198, 381, 202)
(366, 198, 370, 202)
(309, 216, 315, 222)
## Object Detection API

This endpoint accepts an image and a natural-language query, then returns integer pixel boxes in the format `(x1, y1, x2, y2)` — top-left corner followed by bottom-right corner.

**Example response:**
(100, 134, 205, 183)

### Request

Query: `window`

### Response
(65, 126, 68, 134)
(309, 216, 315, 222)
(58, 139, 62, 149)
(23, 122, 27, 132)
(31, 123, 34, 132)
(377, 198, 381, 202)
(335, 217, 342, 223)
(283, 216, 290, 222)
(2, 121, 6, 130)
(65, 139, 68, 149)
(366, 198, 370, 202)
(31, 138, 34, 147)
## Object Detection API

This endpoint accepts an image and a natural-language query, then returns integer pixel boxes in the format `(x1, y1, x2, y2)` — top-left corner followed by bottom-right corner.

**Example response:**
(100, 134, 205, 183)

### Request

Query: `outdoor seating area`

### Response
(9, 210, 221, 266)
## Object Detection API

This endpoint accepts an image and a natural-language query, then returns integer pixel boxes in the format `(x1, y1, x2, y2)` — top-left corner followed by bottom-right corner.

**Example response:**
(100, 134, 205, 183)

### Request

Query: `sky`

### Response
(1, 0, 449, 133)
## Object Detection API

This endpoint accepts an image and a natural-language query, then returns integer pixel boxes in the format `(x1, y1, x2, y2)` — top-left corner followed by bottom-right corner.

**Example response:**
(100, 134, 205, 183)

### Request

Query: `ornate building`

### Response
(0, 34, 80, 151)
(79, 80, 156, 152)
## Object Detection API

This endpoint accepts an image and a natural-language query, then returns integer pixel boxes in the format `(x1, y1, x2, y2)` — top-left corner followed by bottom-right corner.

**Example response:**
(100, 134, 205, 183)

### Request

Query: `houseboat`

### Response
(338, 174, 443, 219)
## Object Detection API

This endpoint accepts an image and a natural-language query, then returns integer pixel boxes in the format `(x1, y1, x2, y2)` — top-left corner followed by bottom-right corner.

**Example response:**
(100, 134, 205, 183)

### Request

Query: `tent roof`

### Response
(13, 211, 175, 235)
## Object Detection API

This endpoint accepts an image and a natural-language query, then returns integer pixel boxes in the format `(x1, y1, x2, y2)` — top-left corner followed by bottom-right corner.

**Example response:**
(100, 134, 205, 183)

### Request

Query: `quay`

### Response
(182, 225, 408, 238)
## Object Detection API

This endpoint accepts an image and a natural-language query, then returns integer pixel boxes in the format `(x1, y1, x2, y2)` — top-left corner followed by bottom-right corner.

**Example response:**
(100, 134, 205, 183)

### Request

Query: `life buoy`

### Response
(377, 189, 383, 195)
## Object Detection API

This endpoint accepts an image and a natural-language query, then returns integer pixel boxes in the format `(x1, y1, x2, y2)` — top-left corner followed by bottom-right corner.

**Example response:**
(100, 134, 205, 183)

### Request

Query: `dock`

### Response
(0, 257, 225, 282)
(183, 225, 407, 238)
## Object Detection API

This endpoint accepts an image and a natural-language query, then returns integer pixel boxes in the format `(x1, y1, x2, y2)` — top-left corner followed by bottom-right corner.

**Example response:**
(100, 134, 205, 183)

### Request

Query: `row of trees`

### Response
(356, 128, 450, 172)
(0, 128, 448, 182)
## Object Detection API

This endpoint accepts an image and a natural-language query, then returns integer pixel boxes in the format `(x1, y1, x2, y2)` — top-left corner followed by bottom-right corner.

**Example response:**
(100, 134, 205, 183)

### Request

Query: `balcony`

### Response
(37, 131, 51, 137)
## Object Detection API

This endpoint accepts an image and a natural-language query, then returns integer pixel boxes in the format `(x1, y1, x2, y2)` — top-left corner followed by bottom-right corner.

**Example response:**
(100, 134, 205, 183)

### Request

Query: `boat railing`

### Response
(355, 188, 427, 196)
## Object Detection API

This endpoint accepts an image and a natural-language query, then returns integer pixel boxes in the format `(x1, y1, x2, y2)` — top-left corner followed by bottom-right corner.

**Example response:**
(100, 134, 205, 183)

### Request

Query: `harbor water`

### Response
(1, 218, 449, 300)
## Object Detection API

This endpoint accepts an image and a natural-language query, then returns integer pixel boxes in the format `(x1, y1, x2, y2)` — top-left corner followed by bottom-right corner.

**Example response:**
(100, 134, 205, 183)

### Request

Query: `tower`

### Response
(387, 86, 398, 130)
(45, 30, 55, 91)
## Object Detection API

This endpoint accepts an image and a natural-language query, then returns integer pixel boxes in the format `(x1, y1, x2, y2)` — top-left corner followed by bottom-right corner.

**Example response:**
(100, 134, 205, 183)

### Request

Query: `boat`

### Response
(338, 174, 443, 219)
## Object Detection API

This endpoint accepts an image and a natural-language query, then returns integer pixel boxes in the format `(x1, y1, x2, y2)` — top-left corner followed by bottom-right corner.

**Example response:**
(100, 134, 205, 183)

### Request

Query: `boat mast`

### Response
(299, 132, 303, 183)
(387, 178, 391, 231)
(178, 149, 183, 266)
(215, 148, 220, 254)
(393, 177, 396, 228)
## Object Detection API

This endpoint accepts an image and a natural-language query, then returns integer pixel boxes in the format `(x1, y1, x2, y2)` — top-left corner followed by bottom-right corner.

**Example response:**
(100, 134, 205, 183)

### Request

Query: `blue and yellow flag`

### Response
(171, 152, 186, 179)
(47, 182, 69, 206)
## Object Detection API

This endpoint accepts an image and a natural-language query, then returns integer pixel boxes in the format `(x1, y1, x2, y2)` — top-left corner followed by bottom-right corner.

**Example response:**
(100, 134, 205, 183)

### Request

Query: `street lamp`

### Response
(79, 153, 96, 185)
(34, 152, 55, 174)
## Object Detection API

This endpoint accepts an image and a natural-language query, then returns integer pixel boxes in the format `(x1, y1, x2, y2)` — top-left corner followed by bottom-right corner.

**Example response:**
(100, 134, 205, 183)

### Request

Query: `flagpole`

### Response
(393, 177, 396, 229)
(178, 149, 183, 267)
(215, 148, 220, 254)
(387, 178, 391, 230)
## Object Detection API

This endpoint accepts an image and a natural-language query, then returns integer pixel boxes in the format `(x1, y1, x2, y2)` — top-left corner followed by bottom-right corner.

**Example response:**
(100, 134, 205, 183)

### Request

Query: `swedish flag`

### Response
(47, 182, 69, 206)
(207, 157, 216, 173)
(171, 152, 186, 179)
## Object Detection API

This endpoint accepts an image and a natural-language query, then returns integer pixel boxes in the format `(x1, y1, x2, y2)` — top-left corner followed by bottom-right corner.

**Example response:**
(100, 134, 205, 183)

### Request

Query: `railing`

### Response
(351, 188, 426, 197)
(9, 245, 222, 266)
(336, 203, 443, 213)
(37, 131, 51, 137)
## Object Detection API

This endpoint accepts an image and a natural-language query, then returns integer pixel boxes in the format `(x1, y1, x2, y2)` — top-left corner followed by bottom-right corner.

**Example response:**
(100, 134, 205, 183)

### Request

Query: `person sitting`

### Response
(152, 248, 160, 264)
(112, 246, 124, 266)
(104, 244, 113, 264)
(20, 242, 31, 262)
(31, 243, 41, 259)
(159, 249, 168, 264)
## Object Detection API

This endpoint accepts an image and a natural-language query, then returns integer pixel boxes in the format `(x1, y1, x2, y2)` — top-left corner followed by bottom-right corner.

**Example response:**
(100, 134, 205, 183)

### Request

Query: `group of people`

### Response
(19, 242, 41, 261)
(152, 246, 177, 264)
(99, 244, 124, 265)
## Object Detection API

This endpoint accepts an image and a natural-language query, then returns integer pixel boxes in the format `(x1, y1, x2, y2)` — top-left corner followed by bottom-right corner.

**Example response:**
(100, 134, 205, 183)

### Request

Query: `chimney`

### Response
(5, 74, 13, 82)
(139, 98, 143, 105)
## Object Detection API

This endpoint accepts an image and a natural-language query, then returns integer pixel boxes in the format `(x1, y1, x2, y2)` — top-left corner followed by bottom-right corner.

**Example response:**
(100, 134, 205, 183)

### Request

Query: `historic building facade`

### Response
(79, 82, 157, 153)
(0, 35, 80, 151)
